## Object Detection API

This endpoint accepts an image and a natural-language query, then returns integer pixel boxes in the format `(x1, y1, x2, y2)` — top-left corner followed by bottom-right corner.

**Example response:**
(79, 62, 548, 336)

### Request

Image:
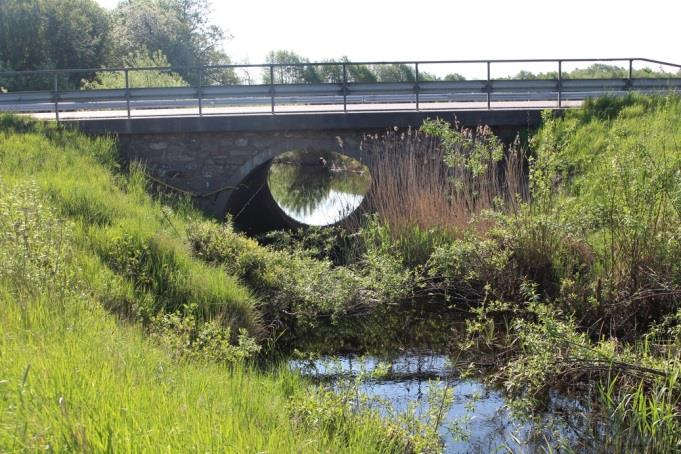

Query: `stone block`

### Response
(149, 142, 168, 151)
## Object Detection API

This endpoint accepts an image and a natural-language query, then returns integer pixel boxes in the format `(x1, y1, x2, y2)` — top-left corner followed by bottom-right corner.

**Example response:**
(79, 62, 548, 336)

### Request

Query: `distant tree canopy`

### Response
(372, 63, 415, 83)
(110, 0, 229, 83)
(262, 52, 405, 84)
(507, 63, 681, 80)
(0, 0, 229, 89)
(263, 50, 321, 84)
(261, 52, 445, 84)
(0, 0, 111, 89)
(259, 52, 471, 84)
(316, 57, 377, 84)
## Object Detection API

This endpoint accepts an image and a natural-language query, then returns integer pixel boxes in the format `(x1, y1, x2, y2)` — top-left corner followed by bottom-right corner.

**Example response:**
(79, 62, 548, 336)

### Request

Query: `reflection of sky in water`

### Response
(291, 354, 576, 453)
(276, 188, 364, 226)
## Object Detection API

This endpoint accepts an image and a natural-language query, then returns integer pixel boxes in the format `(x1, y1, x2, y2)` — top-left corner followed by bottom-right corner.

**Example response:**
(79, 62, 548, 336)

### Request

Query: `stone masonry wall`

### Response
(118, 129, 369, 216)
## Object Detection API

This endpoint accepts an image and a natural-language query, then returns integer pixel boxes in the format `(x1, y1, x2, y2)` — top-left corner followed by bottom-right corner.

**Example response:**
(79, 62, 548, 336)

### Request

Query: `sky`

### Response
(96, 0, 681, 78)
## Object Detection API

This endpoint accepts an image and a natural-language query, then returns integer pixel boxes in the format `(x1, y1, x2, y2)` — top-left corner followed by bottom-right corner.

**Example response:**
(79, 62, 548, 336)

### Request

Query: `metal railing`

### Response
(0, 58, 680, 121)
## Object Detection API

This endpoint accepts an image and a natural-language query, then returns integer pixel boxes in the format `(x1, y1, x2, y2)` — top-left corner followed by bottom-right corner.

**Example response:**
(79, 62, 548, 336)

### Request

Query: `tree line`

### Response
(0, 0, 228, 90)
(1, 1, 678, 91)
(262, 50, 466, 84)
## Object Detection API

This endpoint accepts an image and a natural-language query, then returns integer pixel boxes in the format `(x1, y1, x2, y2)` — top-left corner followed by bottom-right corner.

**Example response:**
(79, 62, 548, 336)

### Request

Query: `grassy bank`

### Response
(0, 116, 418, 452)
(346, 94, 681, 451)
(3, 92, 681, 451)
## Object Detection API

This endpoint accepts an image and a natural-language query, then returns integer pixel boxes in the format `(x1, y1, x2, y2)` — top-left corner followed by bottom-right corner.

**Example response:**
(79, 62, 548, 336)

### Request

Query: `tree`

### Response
(81, 50, 187, 89)
(317, 59, 343, 83)
(316, 57, 377, 83)
(43, 0, 111, 73)
(567, 63, 627, 79)
(0, 0, 49, 74)
(262, 50, 320, 84)
(346, 63, 378, 83)
(111, 0, 229, 83)
(444, 73, 466, 81)
(371, 63, 416, 83)
(0, 0, 111, 89)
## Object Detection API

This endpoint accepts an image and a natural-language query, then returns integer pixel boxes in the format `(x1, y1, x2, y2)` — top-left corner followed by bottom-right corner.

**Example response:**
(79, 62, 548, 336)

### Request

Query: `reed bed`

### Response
(359, 125, 527, 236)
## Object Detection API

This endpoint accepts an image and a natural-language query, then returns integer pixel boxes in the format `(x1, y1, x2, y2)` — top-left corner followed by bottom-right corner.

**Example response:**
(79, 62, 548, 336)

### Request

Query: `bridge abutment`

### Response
(78, 109, 542, 225)
(118, 129, 367, 218)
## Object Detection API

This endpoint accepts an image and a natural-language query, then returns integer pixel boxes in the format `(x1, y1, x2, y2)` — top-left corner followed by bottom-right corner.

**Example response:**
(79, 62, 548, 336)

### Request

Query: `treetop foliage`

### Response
(0, 0, 228, 89)
(1, 1, 679, 91)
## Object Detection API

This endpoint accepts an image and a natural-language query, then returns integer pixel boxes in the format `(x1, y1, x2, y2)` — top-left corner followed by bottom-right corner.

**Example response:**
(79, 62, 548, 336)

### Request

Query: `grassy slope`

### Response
(480, 95, 681, 450)
(1, 290, 315, 452)
(532, 94, 681, 308)
(0, 116, 397, 452)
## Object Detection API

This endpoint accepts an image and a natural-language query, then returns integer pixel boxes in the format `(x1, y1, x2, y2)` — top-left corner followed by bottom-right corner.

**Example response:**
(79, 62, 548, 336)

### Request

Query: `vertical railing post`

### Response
(415, 62, 420, 111)
(342, 63, 348, 113)
(628, 59, 633, 90)
(197, 67, 203, 117)
(270, 64, 275, 114)
(124, 69, 131, 119)
(557, 60, 562, 108)
(486, 61, 491, 110)
(53, 72, 60, 123)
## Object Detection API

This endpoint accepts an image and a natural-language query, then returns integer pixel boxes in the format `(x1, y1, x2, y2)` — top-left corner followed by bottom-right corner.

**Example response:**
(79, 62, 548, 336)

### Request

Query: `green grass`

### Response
(0, 277, 399, 451)
(0, 116, 258, 332)
(0, 116, 407, 452)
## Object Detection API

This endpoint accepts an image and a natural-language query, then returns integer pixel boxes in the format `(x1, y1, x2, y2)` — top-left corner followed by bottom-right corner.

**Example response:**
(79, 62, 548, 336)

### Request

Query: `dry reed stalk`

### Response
(359, 126, 527, 235)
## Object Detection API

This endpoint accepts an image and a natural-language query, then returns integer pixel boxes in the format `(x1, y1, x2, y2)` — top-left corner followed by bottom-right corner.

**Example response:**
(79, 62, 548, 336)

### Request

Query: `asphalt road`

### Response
(1, 92, 589, 121)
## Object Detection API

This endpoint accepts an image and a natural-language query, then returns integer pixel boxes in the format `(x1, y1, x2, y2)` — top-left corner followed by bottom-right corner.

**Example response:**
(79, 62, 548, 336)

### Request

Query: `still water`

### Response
(267, 154, 371, 226)
(290, 353, 581, 453)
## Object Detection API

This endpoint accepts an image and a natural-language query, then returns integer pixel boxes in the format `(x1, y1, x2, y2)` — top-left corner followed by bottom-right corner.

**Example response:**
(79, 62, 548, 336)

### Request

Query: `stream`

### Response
(290, 353, 586, 453)
(269, 151, 587, 452)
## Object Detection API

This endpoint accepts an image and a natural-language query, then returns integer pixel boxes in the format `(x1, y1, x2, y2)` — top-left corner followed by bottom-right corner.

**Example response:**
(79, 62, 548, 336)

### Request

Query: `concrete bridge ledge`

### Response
(68, 109, 545, 136)
(75, 109, 546, 228)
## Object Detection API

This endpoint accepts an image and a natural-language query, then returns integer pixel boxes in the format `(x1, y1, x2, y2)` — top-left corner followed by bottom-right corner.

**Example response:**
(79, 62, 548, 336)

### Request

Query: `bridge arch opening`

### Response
(225, 149, 371, 233)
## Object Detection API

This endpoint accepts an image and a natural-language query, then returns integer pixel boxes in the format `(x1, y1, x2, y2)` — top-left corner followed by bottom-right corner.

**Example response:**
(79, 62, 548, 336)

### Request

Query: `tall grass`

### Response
(355, 122, 527, 269)
(0, 117, 411, 452)
(0, 115, 259, 334)
(360, 123, 527, 235)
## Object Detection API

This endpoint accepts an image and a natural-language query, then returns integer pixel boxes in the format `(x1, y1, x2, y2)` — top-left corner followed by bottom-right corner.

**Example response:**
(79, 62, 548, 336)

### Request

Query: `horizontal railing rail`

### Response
(1, 58, 679, 121)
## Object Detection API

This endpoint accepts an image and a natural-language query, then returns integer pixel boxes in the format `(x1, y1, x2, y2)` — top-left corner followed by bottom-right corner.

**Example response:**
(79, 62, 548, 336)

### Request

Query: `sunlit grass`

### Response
(0, 115, 404, 452)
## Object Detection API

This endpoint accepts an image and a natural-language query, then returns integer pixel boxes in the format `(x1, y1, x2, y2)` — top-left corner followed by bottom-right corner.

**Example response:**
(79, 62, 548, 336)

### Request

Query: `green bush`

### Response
(186, 221, 387, 331)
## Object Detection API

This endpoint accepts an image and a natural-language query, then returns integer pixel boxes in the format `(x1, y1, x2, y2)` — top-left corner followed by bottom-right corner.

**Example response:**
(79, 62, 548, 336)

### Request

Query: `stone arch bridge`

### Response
(71, 109, 541, 230)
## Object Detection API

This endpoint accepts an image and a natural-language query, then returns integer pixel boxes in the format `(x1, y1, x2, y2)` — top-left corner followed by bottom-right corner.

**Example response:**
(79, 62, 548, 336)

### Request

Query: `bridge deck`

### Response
(66, 108, 547, 135)
(2, 57, 680, 127)
(26, 99, 582, 121)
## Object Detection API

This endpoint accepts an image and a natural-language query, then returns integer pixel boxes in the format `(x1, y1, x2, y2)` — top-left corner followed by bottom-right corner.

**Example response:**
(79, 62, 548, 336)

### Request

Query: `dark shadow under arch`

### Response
(215, 140, 364, 232)
(226, 160, 308, 233)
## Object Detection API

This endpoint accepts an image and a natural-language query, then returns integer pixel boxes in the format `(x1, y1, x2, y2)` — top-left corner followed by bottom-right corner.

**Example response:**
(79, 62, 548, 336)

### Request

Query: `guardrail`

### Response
(1, 58, 680, 121)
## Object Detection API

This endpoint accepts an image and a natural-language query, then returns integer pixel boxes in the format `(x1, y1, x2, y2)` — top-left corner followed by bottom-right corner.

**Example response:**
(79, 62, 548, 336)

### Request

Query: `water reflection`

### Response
(267, 152, 371, 226)
(291, 353, 579, 453)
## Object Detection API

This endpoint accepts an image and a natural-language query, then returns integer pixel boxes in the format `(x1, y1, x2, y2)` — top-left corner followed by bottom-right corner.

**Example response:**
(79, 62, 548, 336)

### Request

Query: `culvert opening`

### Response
(226, 150, 371, 233)
(267, 150, 371, 227)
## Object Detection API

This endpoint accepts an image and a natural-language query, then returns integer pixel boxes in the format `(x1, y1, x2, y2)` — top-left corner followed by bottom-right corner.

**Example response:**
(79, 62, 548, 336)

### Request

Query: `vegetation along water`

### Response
(2, 93, 681, 452)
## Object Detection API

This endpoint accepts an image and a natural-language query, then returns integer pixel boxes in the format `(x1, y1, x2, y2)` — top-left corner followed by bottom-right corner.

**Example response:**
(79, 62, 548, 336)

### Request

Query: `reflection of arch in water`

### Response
(267, 153, 371, 223)
(268, 164, 334, 214)
(218, 145, 368, 233)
